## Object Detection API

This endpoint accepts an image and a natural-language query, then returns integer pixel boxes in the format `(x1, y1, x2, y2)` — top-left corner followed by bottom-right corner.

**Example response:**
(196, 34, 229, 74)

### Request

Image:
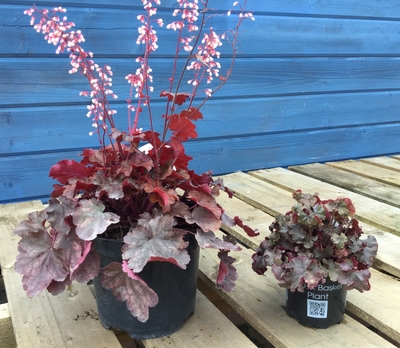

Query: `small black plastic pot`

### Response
(285, 278, 347, 329)
(93, 232, 199, 339)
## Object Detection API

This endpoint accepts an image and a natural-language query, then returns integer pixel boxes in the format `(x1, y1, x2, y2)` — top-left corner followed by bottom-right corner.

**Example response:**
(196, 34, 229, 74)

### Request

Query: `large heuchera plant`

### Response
(14, 1, 257, 322)
(252, 190, 378, 292)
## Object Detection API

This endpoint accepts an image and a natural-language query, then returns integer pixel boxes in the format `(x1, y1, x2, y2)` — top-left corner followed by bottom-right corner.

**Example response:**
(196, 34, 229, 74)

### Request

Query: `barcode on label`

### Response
(307, 299, 328, 318)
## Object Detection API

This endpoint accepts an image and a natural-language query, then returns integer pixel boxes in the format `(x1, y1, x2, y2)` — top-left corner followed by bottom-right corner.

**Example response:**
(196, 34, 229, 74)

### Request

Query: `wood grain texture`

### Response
(221, 169, 400, 278)
(198, 230, 397, 348)
(141, 291, 257, 348)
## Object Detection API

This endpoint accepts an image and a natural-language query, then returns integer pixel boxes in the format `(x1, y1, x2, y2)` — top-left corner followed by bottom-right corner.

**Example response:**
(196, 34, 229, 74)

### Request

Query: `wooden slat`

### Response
(0, 201, 123, 348)
(248, 168, 400, 238)
(6, 0, 400, 19)
(141, 291, 257, 348)
(198, 230, 397, 348)
(216, 193, 273, 249)
(327, 160, 400, 188)
(0, 303, 16, 348)
(220, 171, 400, 279)
(361, 156, 400, 172)
(5, 59, 400, 105)
(5, 93, 400, 155)
(287, 162, 400, 208)
(4, 5, 400, 56)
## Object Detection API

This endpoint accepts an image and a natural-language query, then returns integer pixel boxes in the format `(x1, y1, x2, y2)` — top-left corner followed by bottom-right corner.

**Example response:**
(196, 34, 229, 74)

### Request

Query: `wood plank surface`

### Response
(238, 169, 400, 278)
(0, 303, 16, 348)
(287, 162, 400, 208)
(361, 156, 400, 171)
(216, 172, 400, 343)
(141, 291, 257, 348)
(248, 168, 400, 238)
(327, 160, 400, 188)
(198, 231, 397, 348)
(0, 201, 123, 348)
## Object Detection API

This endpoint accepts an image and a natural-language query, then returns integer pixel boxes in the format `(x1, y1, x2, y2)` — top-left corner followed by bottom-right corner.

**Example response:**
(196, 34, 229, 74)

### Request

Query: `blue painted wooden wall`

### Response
(2, 0, 400, 203)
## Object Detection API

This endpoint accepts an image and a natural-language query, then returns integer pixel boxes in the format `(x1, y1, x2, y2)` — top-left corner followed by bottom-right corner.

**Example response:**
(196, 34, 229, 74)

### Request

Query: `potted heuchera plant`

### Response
(251, 190, 378, 328)
(14, 1, 257, 339)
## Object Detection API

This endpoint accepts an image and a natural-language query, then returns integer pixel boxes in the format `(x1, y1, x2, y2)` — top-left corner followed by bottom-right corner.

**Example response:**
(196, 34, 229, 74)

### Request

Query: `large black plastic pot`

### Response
(93, 232, 199, 339)
(285, 278, 347, 328)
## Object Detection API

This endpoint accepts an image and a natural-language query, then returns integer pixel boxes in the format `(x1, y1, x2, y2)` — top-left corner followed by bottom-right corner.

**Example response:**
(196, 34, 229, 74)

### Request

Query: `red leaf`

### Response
(160, 91, 190, 105)
(180, 107, 203, 121)
(187, 190, 221, 218)
(49, 159, 92, 184)
(169, 114, 197, 141)
(216, 250, 238, 292)
(233, 216, 260, 237)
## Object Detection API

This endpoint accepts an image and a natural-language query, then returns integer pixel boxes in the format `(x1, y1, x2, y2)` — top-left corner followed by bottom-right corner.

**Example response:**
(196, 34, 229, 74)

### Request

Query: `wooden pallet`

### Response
(1, 156, 400, 347)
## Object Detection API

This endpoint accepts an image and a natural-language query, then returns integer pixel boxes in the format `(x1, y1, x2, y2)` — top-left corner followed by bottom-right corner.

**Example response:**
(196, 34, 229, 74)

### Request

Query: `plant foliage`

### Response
(14, 1, 257, 322)
(251, 190, 378, 292)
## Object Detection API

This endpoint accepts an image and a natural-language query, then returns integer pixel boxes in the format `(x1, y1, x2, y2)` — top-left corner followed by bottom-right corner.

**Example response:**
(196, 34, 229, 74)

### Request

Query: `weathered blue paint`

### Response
(1, 0, 400, 203)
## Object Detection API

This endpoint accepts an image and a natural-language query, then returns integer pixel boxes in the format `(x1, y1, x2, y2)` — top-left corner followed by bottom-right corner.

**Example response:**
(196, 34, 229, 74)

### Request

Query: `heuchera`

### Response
(14, 1, 257, 322)
(251, 190, 378, 293)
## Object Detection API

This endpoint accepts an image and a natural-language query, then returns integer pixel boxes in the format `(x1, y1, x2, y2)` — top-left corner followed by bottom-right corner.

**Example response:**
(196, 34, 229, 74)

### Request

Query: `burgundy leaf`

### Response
(15, 230, 69, 297)
(233, 216, 259, 237)
(122, 209, 190, 273)
(169, 114, 197, 141)
(72, 247, 100, 283)
(14, 210, 47, 236)
(160, 91, 190, 105)
(100, 262, 159, 322)
(180, 107, 203, 121)
(216, 250, 238, 292)
(191, 205, 221, 232)
(47, 276, 72, 296)
(187, 190, 221, 218)
(94, 171, 125, 199)
(49, 159, 92, 184)
(45, 196, 75, 234)
(360, 235, 378, 266)
(195, 229, 241, 251)
(338, 269, 372, 292)
(73, 198, 120, 241)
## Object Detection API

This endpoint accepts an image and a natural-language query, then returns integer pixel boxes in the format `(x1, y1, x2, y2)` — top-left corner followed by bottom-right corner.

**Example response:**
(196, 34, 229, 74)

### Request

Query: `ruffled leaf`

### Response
(122, 209, 190, 273)
(195, 229, 241, 251)
(73, 198, 120, 240)
(14, 230, 69, 297)
(191, 205, 221, 232)
(338, 269, 372, 292)
(94, 171, 125, 199)
(216, 250, 238, 292)
(45, 196, 75, 234)
(100, 262, 159, 322)
(14, 210, 47, 236)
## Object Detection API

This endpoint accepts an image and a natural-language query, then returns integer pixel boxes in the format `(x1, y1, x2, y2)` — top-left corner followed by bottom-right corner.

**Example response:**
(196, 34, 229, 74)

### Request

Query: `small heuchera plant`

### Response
(252, 190, 378, 293)
(14, 1, 257, 322)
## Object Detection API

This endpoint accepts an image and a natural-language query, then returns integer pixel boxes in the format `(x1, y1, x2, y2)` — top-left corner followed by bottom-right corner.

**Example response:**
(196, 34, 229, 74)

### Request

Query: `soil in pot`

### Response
(285, 278, 347, 329)
(93, 232, 199, 339)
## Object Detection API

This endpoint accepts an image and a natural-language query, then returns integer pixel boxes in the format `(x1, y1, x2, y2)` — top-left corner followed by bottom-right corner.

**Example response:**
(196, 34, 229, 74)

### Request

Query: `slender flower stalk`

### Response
(17, 1, 257, 323)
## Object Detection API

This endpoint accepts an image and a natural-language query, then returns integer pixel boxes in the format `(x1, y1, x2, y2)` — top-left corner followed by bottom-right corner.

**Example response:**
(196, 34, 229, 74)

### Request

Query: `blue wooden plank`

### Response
(3, 4, 400, 57)
(3, 57, 400, 106)
(2, 123, 400, 203)
(2, 91, 400, 155)
(5, 0, 400, 18)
